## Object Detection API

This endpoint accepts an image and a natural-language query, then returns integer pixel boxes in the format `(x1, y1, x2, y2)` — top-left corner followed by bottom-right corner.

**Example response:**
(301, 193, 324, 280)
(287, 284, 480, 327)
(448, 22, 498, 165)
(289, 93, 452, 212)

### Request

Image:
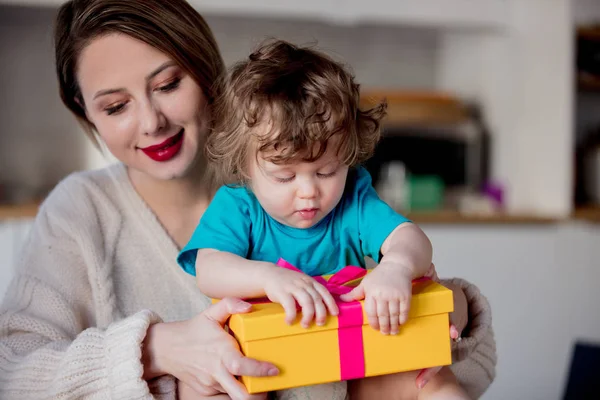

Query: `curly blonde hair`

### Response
(207, 39, 387, 186)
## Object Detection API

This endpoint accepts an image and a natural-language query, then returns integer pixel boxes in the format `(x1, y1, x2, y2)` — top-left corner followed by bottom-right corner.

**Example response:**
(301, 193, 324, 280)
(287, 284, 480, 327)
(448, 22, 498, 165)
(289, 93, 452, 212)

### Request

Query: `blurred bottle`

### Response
(375, 161, 409, 213)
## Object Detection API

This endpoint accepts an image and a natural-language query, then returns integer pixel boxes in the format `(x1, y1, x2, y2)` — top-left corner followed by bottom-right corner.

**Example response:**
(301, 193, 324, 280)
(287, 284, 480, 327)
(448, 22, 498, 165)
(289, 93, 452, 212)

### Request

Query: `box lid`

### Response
(228, 280, 453, 342)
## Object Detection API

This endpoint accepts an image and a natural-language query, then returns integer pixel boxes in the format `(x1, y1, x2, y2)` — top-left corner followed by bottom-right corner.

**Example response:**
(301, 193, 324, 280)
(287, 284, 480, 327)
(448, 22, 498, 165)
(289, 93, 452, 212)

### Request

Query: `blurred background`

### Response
(0, 0, 599, 398)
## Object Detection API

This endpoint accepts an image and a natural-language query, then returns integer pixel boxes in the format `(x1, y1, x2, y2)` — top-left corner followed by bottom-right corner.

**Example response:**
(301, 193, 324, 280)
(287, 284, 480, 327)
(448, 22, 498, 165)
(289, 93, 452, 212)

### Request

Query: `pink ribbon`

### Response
(276, 258, 367, 381)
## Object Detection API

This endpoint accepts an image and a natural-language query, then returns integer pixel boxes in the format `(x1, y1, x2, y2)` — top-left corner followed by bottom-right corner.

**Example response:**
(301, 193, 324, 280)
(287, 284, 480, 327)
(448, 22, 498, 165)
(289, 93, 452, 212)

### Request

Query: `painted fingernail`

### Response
(450, 326, 459, 339)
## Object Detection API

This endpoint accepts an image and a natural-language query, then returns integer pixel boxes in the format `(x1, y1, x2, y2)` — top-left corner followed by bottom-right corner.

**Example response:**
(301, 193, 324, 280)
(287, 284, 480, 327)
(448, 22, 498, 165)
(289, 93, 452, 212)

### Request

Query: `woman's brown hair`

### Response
(54, 0, 225, 146)
(207, 39, 387, 186)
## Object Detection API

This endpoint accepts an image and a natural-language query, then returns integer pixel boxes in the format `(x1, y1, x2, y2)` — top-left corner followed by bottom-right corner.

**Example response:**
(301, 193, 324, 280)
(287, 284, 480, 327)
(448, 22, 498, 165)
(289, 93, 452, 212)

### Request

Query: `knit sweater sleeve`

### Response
(0, 174, 176, 399)
(441, 277, 497, 399)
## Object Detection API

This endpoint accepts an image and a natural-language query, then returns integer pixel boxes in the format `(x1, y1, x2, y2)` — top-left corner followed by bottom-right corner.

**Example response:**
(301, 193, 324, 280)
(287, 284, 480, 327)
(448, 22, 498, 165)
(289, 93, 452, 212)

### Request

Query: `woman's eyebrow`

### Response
(93, 61, 177, 100)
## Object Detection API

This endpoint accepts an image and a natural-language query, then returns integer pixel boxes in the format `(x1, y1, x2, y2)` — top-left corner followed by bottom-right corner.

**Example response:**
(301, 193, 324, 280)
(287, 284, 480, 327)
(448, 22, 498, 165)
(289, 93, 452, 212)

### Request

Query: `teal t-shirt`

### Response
(178, 167, 410, 277)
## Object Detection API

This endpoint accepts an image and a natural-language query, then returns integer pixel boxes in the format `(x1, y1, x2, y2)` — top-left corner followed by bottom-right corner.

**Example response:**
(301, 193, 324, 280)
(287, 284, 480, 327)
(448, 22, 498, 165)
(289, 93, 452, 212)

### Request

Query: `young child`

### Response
(178, 40, 468, 399)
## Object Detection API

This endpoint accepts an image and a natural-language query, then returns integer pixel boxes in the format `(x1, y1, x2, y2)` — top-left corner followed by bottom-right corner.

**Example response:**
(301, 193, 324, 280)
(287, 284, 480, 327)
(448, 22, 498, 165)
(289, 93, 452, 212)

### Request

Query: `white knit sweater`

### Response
(0, 164, 496, 399)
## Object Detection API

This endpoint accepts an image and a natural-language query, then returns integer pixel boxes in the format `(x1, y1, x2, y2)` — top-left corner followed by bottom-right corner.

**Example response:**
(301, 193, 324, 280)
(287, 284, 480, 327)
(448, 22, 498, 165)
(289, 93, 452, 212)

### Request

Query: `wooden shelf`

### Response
(577, 73, 600, 92)
(407, 210, 558, 225)
(572, 206, 600, 223)
(1, 202, 599, 225)
(577, 27, 600, 42)
(0, 203, 39, 220)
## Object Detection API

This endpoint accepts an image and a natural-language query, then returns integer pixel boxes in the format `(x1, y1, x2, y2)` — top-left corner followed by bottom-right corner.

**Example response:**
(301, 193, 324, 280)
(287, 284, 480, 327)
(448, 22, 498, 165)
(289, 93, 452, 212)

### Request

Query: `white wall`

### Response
(425, 222, 600, 400)
(573, 0, 600, 25)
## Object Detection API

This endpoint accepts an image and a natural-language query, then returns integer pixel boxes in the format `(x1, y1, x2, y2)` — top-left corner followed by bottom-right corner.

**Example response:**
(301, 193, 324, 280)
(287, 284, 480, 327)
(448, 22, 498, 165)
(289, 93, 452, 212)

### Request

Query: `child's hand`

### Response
(339, 264, 413, 335)
(263, 266, 339, 328)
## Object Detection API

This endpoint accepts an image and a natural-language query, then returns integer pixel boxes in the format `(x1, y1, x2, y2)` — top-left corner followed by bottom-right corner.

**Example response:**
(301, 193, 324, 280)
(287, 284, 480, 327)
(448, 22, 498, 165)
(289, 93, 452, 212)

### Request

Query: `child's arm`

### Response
(340, 222, 432, 335)
(195, 248, 274, 299)
(195, 249, 339, 327)
(379, 222, 433, 278)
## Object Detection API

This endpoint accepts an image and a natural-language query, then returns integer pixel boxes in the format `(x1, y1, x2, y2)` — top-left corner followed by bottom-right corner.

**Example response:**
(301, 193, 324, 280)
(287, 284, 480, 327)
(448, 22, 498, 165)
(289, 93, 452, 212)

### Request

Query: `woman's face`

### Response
(77, 33, 210, 181)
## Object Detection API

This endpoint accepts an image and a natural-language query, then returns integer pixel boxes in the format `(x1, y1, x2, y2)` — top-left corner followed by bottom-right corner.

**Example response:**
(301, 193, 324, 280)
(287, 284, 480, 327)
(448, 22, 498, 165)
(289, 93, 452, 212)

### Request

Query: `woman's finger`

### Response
(222, 352, 279, 378)
(415, 366, 442, 390)
(203, 298, 253, 325)
(450, 324, 460, 340)
(214, 366, 254, 400)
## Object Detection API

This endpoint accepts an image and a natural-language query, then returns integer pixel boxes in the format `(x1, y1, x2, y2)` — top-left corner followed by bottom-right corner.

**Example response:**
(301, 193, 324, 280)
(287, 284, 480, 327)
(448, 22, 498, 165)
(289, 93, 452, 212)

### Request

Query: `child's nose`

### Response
(298, 180, 318, 199)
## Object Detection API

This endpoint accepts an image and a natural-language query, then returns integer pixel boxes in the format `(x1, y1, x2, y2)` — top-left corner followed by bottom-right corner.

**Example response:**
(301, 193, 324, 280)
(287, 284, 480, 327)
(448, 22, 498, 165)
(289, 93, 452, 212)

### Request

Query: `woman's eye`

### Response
(105, 102, 127, 115)
(156, 78, 181, 93)
(275, 176, 294, 183)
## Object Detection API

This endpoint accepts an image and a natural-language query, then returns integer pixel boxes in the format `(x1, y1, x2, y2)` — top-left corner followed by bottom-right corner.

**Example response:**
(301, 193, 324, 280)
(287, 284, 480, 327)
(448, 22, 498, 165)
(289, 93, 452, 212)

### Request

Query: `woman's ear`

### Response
(74, 94, 93, 121)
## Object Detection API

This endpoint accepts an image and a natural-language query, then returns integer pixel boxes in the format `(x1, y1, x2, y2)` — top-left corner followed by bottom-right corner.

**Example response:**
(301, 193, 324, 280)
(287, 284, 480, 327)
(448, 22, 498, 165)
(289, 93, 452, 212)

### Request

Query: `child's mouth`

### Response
(297, 208, 318, 220)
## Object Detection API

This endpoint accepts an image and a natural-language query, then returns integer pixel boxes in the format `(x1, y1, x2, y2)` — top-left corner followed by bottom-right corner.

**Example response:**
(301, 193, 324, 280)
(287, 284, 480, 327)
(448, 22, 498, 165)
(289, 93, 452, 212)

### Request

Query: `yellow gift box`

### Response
(227, 263, 454, 394)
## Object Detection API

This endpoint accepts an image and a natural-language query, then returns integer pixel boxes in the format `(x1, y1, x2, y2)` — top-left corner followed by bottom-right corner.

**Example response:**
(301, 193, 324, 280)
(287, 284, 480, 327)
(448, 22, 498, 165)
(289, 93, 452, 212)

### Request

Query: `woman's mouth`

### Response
(140, 130, 184, 162)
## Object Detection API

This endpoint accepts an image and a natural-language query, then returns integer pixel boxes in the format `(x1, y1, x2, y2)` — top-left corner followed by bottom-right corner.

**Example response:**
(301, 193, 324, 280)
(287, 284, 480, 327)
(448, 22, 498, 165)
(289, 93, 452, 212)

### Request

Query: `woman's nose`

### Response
(140, 100, 166, 136)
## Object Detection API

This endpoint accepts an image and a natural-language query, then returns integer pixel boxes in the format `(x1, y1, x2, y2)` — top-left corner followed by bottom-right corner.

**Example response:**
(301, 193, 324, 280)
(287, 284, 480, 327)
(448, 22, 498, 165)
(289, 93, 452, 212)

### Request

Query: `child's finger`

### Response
(389, 300, 400, 335)
(399, 295, 411, 325)
(305, 285, 327, 326)
(377, 299, 391, 335)
(365, 295, 379, 330)
(313, 283, 339, 316)
(279, 293, 298, 325)
(293, 289, 315, 328)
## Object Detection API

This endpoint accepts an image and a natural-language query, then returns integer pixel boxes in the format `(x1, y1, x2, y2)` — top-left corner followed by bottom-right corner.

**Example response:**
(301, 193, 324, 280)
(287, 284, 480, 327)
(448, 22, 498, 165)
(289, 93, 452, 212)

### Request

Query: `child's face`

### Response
(249, 140, 349, 229)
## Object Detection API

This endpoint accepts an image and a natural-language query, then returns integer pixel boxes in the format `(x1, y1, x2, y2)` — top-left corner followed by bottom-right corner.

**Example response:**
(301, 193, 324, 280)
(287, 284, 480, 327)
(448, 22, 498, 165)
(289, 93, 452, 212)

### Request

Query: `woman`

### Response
(0, 0, 496, 399)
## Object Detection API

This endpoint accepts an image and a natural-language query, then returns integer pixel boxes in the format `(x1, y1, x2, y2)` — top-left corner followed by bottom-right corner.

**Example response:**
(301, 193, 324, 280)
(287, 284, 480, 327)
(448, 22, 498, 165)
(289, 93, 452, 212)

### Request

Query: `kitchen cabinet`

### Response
(1, 0, 507, 30)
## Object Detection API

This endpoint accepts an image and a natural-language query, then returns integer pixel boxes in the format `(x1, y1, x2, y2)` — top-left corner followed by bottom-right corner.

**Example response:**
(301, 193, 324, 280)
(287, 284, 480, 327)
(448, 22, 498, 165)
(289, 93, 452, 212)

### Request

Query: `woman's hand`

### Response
(143, 298, 277, 400)
(415, 263, 468, 389)
(263, 266, 339, 328)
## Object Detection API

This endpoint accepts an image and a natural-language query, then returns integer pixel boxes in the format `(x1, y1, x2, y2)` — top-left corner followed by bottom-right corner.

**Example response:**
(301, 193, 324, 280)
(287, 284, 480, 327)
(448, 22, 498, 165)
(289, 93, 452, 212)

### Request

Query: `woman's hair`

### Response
(54, 0, 225, 145)
(207, 39, 387, 186)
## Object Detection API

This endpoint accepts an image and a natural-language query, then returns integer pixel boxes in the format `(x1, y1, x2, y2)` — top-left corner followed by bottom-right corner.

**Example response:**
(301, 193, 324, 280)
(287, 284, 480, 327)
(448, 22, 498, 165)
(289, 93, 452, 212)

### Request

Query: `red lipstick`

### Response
(140, 130, 184, 162)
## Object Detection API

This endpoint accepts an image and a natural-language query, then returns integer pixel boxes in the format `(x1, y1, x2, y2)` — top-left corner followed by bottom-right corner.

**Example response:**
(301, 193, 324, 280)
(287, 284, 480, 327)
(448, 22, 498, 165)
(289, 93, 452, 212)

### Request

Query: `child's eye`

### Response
(275, 176, 295, 183)
(156, 78, 181, 93)
(317, 171, 337, 179)
(105, 102, 127, 115)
